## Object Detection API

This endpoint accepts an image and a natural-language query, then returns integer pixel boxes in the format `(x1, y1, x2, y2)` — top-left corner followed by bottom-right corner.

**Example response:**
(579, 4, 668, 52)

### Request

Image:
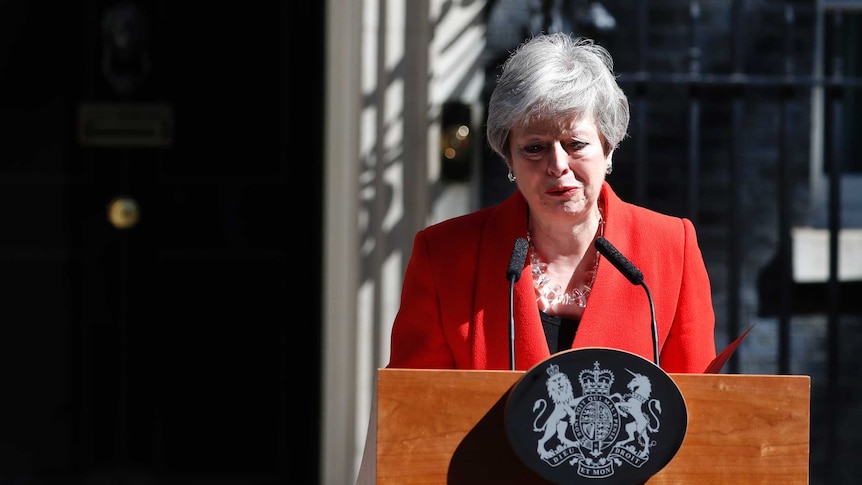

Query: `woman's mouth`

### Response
(547, 186, 578, 196)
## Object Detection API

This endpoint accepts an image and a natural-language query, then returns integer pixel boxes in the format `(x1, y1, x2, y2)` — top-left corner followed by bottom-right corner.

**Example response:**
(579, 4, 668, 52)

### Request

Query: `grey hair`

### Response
(486, 33, 630, 161)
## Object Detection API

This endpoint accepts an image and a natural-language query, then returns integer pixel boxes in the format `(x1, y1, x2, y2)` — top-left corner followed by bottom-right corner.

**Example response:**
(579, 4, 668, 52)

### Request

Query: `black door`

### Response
(0, 1, 322, 482)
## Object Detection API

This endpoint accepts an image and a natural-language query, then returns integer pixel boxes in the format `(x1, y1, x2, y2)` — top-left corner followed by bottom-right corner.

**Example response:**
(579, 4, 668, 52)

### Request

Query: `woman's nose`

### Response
(548, 142, 570, 176)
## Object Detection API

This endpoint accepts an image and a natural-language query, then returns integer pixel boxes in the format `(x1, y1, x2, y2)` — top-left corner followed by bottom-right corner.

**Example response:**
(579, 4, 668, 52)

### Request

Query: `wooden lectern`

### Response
(368, 368, 809, 484)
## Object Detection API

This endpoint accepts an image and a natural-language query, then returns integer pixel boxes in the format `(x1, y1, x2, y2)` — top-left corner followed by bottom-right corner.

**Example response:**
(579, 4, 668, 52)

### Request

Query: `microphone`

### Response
(507, 237, 529, 370)
(594, 237, 659, 366)
(507, 237, 528, 282)
(595, 237, 643, 285)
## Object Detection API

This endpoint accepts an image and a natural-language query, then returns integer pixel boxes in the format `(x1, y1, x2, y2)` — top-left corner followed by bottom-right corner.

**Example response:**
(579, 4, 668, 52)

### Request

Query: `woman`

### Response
(387, 33, 716, 374)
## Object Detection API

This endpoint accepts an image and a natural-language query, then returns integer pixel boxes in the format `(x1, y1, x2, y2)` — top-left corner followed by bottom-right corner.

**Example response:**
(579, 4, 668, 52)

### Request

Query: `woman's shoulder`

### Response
(606, 185, 694, 231)
(604, 186, 700, 259)
(424, 205, 496, 235)
(422, 190, 525, 239)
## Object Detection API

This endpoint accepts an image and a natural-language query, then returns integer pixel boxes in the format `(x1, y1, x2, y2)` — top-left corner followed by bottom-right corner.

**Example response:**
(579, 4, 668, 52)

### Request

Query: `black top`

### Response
(540, 311, 580, 353)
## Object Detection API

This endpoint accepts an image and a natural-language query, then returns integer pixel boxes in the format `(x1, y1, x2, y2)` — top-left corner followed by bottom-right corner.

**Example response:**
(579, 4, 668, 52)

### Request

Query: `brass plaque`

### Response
(78, 102, 173, 147)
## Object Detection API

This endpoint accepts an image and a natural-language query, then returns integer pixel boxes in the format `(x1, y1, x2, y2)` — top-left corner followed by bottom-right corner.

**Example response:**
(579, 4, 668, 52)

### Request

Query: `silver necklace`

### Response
(526, 216, 604, 309)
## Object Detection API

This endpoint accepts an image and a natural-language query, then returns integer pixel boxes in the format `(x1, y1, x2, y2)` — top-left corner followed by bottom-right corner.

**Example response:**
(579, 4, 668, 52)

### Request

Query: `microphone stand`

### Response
(508, 277, 516, 371)
(506, 237, 528, 371)
(640, 281, 660, 367)
(595, 236, 661, 367)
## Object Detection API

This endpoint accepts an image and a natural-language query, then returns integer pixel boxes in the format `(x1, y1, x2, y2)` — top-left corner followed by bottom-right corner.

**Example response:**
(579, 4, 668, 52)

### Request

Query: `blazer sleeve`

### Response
(386, 230, 456, 369)
(658, 218, 717, 373)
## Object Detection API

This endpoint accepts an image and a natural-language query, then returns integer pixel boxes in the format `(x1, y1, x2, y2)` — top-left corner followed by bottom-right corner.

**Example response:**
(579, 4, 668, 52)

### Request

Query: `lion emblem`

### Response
(532, 366, 584, 458)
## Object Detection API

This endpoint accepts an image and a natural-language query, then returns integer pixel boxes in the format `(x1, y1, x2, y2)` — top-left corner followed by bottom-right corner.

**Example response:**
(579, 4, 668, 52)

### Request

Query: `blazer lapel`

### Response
(473, 192, 549, 370)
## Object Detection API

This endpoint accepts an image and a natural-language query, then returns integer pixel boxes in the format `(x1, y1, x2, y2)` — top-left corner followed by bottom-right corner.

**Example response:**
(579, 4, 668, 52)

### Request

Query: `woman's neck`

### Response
(528, 208, 603, 259)
(526, 204, 605, 316)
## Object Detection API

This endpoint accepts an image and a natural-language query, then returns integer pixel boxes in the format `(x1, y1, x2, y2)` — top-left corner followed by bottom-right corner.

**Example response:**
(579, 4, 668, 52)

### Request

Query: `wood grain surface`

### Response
(375, 369, 809, 484)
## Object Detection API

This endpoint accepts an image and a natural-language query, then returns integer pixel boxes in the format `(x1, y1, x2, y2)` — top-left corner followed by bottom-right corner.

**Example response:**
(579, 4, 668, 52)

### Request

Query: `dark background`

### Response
(0, 1, 323, 483)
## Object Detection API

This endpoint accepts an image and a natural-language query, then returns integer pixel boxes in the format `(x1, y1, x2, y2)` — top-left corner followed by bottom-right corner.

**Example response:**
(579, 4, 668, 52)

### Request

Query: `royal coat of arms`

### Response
(506, 348, 686, 485)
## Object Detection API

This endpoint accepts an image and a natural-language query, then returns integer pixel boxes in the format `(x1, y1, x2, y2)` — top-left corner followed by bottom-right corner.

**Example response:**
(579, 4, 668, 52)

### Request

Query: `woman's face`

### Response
(508, 115, 610, 222)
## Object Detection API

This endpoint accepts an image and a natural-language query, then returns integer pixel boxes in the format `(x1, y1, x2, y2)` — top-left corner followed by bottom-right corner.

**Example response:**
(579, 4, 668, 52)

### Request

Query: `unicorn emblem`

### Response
(612, 369, 662, 455)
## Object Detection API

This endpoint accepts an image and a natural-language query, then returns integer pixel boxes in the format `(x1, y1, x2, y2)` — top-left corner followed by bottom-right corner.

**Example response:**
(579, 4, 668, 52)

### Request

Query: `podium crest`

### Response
(505, 348, 687, 485)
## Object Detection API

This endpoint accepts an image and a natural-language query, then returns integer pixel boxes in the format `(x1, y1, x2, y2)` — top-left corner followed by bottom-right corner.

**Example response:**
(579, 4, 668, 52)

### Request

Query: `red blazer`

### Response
(387, 182, 716, 373)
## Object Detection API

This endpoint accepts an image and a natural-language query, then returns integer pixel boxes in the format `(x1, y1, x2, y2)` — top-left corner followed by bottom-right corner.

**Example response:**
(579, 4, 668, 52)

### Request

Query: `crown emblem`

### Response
(546, 363, 561, 377)
(579, 361, 614, 396)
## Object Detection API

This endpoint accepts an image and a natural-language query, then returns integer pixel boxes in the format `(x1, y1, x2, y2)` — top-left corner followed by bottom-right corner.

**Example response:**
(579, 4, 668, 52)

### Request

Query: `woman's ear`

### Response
(604, 146, 616, 175)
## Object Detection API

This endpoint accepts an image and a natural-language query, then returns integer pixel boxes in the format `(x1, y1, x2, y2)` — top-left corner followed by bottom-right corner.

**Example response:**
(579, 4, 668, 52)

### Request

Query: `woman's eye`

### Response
(524, 144, 544, 154)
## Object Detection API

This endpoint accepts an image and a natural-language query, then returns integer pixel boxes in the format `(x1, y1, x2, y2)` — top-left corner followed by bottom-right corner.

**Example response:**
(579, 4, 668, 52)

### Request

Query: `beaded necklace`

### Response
(526, 213, 604, 309)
